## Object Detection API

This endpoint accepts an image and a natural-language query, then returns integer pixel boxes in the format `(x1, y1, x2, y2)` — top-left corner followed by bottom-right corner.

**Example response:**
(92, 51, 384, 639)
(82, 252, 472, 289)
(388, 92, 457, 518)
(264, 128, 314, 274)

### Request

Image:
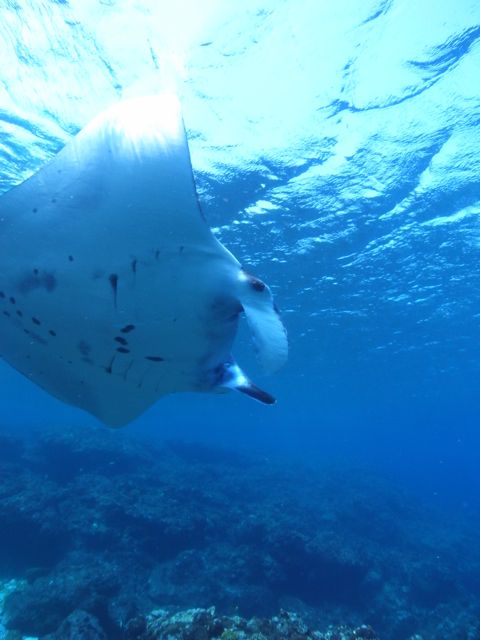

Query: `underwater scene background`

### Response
(1, 0, 480, 638)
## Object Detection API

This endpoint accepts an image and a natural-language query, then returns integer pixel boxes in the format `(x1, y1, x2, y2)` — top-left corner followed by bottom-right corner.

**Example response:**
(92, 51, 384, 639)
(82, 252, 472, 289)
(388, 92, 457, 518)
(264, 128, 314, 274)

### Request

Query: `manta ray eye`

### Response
(249, 277, 265, 292)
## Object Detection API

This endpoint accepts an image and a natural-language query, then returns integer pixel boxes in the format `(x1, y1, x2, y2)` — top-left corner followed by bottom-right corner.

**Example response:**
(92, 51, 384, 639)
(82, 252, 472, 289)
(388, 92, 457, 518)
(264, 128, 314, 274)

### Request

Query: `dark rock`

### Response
(44, 609, 107, 639)
(0, 467, 69, 572)
(148, 546, 276, 616)
(4, 554, 120, 636)
(123, 615, 147, 639)
(0, 432, 24, 462)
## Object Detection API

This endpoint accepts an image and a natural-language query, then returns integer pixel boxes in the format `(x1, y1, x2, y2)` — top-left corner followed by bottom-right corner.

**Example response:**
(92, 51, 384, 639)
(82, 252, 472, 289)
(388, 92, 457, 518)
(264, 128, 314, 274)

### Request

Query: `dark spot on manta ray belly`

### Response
(104, 356, 115, 374)
(18, 271, 57, 294)
(120, 324, 135, 333)
(77, 340, 91, 357)
(109, 274, 118, 307)
(28, 331, 48, 346)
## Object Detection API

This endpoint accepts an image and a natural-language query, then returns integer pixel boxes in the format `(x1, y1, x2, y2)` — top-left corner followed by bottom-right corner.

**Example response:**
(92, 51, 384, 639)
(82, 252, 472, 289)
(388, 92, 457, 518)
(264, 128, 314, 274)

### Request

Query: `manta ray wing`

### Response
(0, 95, 287, 426)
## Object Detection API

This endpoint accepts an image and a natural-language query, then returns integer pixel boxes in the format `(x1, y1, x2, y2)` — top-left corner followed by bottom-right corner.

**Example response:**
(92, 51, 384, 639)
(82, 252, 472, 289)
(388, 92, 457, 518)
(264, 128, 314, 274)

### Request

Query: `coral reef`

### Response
(0, 426, 479, 640)
(133, 607, 378, 640)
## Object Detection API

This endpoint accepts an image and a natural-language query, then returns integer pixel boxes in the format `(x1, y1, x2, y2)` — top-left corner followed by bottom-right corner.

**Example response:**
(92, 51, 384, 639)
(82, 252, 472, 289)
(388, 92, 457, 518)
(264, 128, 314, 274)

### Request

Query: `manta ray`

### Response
(0, 94, 287, 426)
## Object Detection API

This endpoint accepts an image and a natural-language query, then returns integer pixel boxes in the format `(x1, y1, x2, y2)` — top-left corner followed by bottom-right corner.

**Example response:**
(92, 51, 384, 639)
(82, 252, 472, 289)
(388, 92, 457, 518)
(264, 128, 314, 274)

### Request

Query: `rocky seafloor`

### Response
(2, 605, 380, 640)
(0, 426, 479, 640)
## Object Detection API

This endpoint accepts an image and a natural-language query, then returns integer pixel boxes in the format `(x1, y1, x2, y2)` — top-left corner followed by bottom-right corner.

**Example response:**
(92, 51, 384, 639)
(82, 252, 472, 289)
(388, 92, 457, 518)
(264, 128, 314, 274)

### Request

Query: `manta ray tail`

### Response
(237, 269, 288, 373)
(220, 362, 276, 405)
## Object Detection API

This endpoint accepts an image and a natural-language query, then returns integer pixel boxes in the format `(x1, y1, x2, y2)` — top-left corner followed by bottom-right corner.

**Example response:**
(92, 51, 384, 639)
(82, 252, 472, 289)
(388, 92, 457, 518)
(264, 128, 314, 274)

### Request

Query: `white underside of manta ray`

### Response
(0, 94, 287, 426)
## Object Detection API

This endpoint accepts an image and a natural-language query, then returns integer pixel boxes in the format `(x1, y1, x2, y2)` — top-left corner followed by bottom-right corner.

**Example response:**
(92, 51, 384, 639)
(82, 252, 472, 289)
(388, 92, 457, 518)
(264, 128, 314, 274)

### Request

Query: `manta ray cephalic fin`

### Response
(236, 269, 288, 374)
(219, 361, 276, 404)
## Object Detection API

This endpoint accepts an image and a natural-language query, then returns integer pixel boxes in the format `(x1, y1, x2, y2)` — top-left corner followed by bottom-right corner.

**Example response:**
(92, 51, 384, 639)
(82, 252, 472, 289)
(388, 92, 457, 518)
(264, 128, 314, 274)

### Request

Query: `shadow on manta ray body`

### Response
(0, 94, 287, 426)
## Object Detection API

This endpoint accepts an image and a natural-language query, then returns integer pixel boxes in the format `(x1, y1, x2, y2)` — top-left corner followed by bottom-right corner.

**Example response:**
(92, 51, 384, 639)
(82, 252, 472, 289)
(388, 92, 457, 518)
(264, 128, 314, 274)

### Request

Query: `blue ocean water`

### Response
(1, 1, 480, 638)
